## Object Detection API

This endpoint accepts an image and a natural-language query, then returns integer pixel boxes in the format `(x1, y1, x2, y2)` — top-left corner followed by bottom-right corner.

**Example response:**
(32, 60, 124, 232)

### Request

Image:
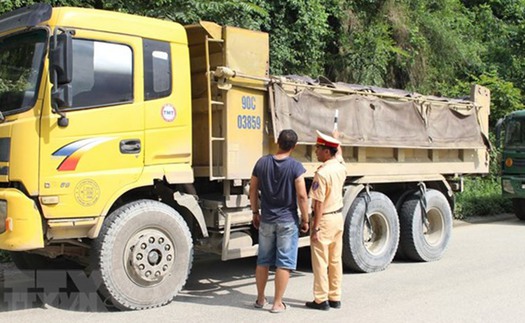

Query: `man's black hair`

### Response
(277, 129, 298, 151)
(318, 145, 338, 156)
(327, 147, 338, 156)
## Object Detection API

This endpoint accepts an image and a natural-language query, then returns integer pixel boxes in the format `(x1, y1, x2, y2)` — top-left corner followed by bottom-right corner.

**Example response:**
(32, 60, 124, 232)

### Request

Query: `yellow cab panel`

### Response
(39, 28, 144, 219)
(38, 7, 192, 218)
(0, 25, 49, 249)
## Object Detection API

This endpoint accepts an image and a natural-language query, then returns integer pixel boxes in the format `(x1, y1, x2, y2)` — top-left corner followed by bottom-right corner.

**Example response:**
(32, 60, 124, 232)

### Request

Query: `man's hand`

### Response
(252, 213, 260, 229)
(300, 220, 309, 233)
(310, 230, 319, 243)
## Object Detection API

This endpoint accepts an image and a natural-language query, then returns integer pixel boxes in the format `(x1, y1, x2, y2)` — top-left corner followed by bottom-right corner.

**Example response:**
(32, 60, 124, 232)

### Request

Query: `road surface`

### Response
(1, 214, 524, 322)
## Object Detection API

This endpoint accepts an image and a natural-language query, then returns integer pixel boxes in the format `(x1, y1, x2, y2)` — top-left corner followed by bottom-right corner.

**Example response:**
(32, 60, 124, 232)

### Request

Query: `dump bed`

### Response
(185, 22, 490, 182)
(185, 22, 269, 180)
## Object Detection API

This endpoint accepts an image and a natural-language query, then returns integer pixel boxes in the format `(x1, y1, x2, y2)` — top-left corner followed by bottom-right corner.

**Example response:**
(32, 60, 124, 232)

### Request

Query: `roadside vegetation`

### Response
(455, 178, 512, 219)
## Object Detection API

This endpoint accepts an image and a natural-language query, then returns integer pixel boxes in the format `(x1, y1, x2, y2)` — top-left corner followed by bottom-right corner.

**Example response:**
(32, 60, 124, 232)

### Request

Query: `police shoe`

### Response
(305, 300, 330, 311)
(329, 300, 341, 309)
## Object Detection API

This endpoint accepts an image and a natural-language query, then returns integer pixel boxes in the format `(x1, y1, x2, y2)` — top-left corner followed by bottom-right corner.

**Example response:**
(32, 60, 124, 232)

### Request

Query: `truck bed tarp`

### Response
(272, 83, 485, 149)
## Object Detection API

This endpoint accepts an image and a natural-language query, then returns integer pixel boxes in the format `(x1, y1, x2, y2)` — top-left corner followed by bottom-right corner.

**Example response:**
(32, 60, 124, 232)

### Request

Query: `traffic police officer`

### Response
(306, 130, 346, 310)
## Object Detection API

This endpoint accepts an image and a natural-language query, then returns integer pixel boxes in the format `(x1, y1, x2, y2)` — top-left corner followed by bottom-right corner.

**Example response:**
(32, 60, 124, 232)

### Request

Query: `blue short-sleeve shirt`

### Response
(252, 154, 306, 223)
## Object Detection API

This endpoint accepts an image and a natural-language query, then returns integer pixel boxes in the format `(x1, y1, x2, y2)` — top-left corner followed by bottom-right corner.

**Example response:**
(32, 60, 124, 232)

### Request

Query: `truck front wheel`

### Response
(342, 191, 400, 273)
(398, 189, 452, 261)
(92, 200, 193, 310)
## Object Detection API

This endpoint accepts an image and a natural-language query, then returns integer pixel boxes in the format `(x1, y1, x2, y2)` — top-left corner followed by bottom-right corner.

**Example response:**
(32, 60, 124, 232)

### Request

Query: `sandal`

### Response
(270, 302, 288, 313)
(254, 298, 267, 308)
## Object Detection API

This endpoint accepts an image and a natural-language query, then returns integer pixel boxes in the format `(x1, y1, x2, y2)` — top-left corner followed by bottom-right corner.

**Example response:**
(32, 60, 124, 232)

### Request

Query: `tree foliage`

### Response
(0, 0, 524, 129)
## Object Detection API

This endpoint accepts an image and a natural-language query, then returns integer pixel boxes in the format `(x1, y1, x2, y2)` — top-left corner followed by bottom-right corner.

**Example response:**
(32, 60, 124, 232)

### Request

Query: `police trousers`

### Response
(310, 212, 344, 303)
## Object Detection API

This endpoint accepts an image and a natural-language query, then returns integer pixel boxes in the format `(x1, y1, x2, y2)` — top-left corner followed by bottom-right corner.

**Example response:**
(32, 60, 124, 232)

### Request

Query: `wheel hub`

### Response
(127, 229, 175, 284)
(363, 212, 389, 256)
(422, 208, 444, 246)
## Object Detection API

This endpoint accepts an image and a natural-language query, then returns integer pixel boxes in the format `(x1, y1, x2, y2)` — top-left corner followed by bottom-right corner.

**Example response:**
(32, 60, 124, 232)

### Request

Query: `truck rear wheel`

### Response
(398, 189, 452, 261)
(92, 200, 193, 310)
(512, 199, 525, 220)
(343, 191, 399, 273)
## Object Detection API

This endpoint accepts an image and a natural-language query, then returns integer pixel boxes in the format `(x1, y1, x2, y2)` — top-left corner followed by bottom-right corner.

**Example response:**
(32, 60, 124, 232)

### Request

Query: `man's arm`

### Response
(249, 175, 261, 229)
(294, 174, 309, 233)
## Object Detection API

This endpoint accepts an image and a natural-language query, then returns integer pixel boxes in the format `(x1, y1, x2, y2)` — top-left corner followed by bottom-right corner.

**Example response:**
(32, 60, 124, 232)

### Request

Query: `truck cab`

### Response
(0, 4, 196, 249)
(496, 110, 525, 220)
(0, 4, 205, 309)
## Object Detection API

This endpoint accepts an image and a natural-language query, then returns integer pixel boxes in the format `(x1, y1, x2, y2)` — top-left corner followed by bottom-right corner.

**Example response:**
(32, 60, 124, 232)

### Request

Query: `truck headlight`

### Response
(502, 179, 515, 194)
(0, 200, 6, 233)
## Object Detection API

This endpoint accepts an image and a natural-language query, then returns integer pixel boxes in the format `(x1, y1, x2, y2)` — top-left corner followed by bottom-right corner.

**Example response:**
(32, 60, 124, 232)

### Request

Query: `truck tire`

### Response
(92, 200, 193, 310)
(398, 189, 452, 261)
(343, 191, 399, 273)
(512, 199, 525, 220)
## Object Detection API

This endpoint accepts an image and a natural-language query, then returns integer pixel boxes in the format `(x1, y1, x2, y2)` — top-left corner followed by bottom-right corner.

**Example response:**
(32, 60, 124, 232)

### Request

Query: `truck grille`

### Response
(511, 157, 525, 168)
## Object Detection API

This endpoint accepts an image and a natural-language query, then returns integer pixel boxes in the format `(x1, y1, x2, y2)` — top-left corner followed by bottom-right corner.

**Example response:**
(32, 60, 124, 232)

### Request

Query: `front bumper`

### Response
(0, 188, 44, 251)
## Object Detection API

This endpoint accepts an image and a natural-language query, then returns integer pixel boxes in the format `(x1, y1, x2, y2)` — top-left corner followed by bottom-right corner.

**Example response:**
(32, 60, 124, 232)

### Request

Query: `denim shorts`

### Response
(257, 221, 299, 270)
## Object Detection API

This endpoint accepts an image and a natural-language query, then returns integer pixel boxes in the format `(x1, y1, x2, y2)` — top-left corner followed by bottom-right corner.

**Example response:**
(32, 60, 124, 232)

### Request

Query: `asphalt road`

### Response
(1, 213, 525, 322)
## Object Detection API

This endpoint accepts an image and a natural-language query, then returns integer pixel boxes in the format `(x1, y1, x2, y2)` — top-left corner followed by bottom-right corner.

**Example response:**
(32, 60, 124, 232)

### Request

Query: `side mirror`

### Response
(49, 30, 72, 85)
(49, 28, 73, 126)
(49, 29, 73, 111)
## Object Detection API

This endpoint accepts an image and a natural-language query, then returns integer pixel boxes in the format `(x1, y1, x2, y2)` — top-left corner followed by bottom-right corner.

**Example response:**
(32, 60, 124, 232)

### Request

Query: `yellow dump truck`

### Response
(0, 4, 490, 309)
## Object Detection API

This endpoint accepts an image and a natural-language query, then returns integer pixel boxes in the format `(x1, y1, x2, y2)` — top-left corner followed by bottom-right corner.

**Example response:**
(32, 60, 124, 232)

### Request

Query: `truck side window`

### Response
(143, 39, 171, 100)
(0, 30, 46, 115)
(71, 40, 133, 109)
(506, 120, 525, 147)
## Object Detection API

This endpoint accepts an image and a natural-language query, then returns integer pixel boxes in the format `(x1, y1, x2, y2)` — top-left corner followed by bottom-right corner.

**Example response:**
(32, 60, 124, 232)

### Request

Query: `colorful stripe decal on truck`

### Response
(52, 137, 113, 171)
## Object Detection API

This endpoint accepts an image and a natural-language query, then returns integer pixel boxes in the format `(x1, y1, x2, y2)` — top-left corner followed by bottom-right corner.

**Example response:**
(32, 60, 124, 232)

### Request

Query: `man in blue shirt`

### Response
(250, 129, 309, 313)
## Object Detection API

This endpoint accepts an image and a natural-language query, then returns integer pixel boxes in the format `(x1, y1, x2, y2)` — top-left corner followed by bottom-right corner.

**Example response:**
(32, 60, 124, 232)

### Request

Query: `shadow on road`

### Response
(176, 249, 316, 310)
(177, 246, 367, 310)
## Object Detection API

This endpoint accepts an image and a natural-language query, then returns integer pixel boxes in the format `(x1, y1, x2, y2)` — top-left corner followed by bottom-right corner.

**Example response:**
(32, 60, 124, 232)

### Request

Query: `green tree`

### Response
(257, 0, 335, 76)
(2, 0, 524, 117)
(477, 73, 524, 125)
(329, 0, 485, 93)
(466, 1, 525, 97)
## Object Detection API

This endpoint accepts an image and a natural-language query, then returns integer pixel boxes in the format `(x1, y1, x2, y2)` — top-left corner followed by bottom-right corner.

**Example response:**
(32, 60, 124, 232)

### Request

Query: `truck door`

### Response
(142, 39, 192, 177)
(39, 31, 144, 219)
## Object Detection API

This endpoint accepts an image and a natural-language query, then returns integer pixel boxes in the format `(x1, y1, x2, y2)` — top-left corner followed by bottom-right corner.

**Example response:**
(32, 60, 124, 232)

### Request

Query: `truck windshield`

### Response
(0, 29, 47, 115)
(505, 118, 525, 149)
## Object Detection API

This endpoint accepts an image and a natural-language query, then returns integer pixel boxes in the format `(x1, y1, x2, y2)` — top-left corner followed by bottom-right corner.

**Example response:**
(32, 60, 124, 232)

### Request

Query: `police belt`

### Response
(322, 208, 343, 215)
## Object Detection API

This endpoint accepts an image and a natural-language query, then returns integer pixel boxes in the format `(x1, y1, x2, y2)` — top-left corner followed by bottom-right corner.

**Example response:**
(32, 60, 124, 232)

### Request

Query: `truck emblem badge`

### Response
(53, 137, 113, 171)
(75, 179, 100, 207)
(161, 104, 176, 122)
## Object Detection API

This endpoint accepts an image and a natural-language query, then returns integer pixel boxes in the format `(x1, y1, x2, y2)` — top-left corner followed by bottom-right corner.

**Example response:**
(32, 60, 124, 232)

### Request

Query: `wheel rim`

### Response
(422, 208, 444, 246)
(124, 228, 175, 286)
(363, 212, 390, 256)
